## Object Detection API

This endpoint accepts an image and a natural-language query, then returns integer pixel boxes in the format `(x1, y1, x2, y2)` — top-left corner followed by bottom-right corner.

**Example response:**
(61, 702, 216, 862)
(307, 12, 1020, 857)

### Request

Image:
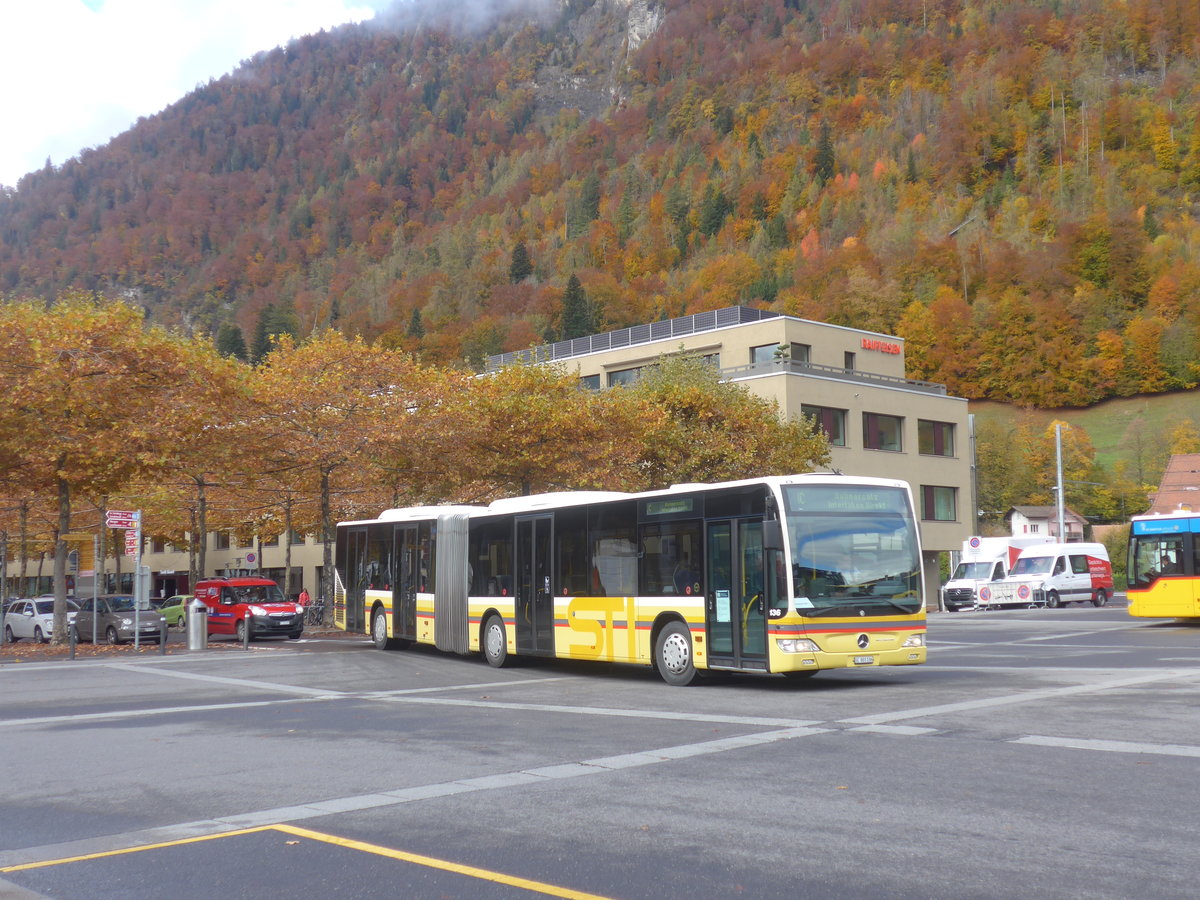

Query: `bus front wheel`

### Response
(483, 614, 511, 668)
(1046, 591, 1062, 609)
(654, 621, 699, 686)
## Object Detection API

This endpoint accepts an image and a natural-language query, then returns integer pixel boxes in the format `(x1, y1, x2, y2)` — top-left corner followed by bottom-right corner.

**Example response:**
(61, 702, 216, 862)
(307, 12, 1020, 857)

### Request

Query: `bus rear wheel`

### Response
(654, 621, 699, 686)
(482, 614, 511, 668)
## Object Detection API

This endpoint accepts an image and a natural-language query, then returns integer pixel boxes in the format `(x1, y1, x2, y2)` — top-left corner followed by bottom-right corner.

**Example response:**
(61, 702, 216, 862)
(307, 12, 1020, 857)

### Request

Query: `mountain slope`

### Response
(2, 0, 1199, 407)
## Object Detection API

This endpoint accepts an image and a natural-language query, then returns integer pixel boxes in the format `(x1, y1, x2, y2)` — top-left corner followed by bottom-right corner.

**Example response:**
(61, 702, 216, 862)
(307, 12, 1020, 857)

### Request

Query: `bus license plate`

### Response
(853, 656, 875, 665)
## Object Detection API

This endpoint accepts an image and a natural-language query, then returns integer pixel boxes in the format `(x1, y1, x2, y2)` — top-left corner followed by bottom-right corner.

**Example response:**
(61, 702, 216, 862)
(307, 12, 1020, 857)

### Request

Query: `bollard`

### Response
(242, 615, 252, 650)
(69, 622, 77, 660)
(186, 599, 208, 651)
(159, 621, 167, 655)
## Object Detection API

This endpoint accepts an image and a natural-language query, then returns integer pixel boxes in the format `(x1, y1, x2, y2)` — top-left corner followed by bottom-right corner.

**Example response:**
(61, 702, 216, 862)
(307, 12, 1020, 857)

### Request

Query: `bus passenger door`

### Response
(705, 520, 767, 670)
(516, 516, 553, 654)
(344, 527, 367, 633)
(393, 525, 418, 640)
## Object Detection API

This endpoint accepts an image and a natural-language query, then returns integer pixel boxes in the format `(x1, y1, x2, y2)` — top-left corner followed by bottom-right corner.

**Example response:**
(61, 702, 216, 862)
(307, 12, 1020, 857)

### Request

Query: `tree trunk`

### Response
(321, 467, 333, 625)
(283, 497, 294, 598)
(53, 476, 71, 644)
(196, 476, 207, 581)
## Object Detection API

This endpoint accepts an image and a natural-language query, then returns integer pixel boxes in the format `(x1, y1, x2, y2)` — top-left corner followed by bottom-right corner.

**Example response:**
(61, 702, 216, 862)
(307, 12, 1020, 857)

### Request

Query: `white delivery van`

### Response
(941, 536, 1054, 611)
(978, 542, 1114, 610)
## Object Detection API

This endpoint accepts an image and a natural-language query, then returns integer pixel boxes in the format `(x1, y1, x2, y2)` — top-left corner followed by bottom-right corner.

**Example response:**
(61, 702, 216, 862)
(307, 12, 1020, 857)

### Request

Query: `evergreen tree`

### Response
(698, 185, 733, 236)
(561, 274, 595, 340)
(215, 322, 248, 361)
(250, 303, 276, 364)
(579, 172, 601, 222)
(407, 308, 425, 339)
(814, 121, 836, 183)
(509, 241, 533, 283)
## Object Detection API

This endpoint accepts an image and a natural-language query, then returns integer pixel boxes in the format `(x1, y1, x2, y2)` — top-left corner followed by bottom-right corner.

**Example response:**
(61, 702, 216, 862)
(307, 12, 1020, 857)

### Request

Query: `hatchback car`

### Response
(74, 595, 166, 644)
(158, 595, 192, 628)
(3, 598, 79, 643)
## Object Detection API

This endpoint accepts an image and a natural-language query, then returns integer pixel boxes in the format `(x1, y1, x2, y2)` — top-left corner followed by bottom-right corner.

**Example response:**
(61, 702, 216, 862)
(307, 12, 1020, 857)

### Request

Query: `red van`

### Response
(193, 576, 304, 641)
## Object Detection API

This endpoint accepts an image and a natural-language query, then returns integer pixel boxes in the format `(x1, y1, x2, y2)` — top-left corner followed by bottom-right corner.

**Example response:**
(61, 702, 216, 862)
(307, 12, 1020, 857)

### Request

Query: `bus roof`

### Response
(336, 473, 912, 529)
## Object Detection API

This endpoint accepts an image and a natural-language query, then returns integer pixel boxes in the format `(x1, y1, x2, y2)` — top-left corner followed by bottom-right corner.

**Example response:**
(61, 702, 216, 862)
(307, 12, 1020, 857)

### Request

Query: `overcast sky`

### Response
(0, 0, 393, 189)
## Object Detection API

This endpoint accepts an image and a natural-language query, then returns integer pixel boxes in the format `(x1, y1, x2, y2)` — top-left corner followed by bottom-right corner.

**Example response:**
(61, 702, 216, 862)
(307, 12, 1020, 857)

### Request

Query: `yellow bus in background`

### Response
(334, 475, 927, 685)
(1127, 510, 1200, 620)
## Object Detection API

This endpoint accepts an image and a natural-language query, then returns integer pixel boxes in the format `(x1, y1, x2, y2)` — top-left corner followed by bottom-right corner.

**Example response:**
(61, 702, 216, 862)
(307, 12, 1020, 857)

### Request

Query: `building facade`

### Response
(489, 306, 973, 606)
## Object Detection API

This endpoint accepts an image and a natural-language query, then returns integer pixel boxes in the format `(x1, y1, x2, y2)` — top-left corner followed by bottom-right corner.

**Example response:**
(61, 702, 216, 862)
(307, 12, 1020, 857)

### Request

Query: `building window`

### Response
(607, 366, 642, 387)
(918, 420, 955, 457)
(801, 405, 847, 447)
(752, 343, 810, 365)
(290, 530, 306, 546)
(844, 351, 856, 370)
(579, 374, 600, 391)
(751, 344, 778, 365)
(921, 486, 957, 522)
(262, 535, 279, 547)
(214, 532, 231, 550)
(152, 539, 167, 553)
(863, 412, 903, 451)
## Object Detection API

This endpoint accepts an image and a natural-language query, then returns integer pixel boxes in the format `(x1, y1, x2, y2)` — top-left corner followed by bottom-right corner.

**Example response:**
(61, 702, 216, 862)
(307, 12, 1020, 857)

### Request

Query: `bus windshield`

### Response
(952, 561, 994, 580)
(782, 484, 922, 615)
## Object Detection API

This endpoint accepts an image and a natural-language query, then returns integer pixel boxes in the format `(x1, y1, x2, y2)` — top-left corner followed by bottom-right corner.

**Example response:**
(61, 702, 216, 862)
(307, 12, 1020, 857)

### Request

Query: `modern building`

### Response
(489, 306, 973, 606)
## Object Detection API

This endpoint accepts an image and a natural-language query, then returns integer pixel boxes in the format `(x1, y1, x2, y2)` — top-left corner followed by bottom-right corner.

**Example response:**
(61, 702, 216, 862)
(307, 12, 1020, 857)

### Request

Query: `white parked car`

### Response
(3, 597, 79, 643)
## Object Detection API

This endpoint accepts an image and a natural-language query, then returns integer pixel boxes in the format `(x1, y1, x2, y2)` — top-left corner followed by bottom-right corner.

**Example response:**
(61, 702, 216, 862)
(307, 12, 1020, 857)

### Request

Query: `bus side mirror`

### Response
(763, 520, 784, 552)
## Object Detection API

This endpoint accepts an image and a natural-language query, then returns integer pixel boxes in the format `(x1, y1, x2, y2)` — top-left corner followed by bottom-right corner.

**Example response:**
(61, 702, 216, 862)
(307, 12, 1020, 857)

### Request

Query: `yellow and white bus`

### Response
(334, 474, 927, 685)
(1127, 510, 1200, 620)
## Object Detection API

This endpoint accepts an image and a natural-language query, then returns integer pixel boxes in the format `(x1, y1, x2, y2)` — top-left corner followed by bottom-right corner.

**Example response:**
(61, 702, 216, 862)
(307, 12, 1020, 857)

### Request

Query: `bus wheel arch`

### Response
(652, 616, 699, 686)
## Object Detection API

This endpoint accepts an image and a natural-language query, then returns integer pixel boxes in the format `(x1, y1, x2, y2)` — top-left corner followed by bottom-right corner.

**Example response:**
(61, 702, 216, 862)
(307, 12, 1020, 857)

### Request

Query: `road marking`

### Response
(837, 669, 1200, 725)
(1012, 735, 1200, 758)
(0, 697, 329, 729)
(0, 726, 826, 870)
(0, 824, 617, 900)
(0, 826, 268, 872)
(277, 824, 618, 899)
(380, 695, 821, 728)
(848, 724, 938, 736)
(107, 663, 341, 697)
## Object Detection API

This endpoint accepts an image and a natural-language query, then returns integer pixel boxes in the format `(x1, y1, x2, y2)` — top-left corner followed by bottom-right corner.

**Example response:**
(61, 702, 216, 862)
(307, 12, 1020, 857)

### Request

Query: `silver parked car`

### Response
(3, 598, 79, 643)
(74, 595, 166, 645)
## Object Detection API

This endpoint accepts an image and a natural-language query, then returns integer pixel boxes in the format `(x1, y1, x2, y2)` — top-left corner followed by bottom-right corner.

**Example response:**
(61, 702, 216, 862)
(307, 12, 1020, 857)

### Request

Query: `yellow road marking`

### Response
(2, 824, 618, 900)
(0, 826, 272, 872)
(274, 824, 617, 899)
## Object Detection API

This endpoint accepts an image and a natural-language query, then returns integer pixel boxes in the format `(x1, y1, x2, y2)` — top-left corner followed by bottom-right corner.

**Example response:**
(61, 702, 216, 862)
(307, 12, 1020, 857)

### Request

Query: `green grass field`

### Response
(970, 389, 1200, 474)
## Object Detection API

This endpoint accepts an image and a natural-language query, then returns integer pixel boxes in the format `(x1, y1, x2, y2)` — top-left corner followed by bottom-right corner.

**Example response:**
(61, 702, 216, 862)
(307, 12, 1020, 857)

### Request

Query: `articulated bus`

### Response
(333, 474, 927, 685)
(1127, 510, 1200, 620)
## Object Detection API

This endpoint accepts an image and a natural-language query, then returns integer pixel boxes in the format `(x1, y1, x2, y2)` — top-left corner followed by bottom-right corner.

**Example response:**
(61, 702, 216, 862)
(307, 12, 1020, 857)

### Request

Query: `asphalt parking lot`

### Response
(2, 600, 1199, 899)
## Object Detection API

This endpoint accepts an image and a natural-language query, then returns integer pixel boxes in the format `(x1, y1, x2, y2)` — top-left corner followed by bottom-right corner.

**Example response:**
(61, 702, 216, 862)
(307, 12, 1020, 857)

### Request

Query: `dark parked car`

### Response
(74, 594, 166, 644)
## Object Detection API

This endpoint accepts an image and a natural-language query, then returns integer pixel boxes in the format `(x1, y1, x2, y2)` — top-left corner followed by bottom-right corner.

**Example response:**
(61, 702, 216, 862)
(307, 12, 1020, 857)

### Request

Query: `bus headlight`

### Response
(248, 605, 267, 616)
(777, 638, 820, 653)
(901, 634, 925, 648)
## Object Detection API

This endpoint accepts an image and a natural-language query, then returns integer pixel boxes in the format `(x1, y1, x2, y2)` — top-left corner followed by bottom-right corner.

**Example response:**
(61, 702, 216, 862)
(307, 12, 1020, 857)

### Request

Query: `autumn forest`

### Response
(1, 0, 1198, 411)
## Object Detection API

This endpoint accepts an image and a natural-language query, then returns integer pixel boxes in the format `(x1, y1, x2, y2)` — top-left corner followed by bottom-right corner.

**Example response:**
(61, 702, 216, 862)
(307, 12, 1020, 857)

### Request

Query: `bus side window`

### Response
(1053, 557, 1066, 575)
(993, 562, 1004, 580)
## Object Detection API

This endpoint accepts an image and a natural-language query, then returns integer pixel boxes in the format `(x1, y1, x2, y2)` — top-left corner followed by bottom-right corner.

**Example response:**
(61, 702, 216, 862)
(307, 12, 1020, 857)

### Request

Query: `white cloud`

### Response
(0, 0, 387, 188)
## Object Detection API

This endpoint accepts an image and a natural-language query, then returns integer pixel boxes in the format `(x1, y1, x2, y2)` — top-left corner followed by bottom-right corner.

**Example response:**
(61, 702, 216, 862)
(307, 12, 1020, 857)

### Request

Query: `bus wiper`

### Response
(865, 596, 920, 614)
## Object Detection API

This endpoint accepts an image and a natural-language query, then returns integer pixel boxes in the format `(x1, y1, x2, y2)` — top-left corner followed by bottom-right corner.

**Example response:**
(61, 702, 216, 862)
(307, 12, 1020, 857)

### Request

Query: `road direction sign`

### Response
(106, 509, 140, 529)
